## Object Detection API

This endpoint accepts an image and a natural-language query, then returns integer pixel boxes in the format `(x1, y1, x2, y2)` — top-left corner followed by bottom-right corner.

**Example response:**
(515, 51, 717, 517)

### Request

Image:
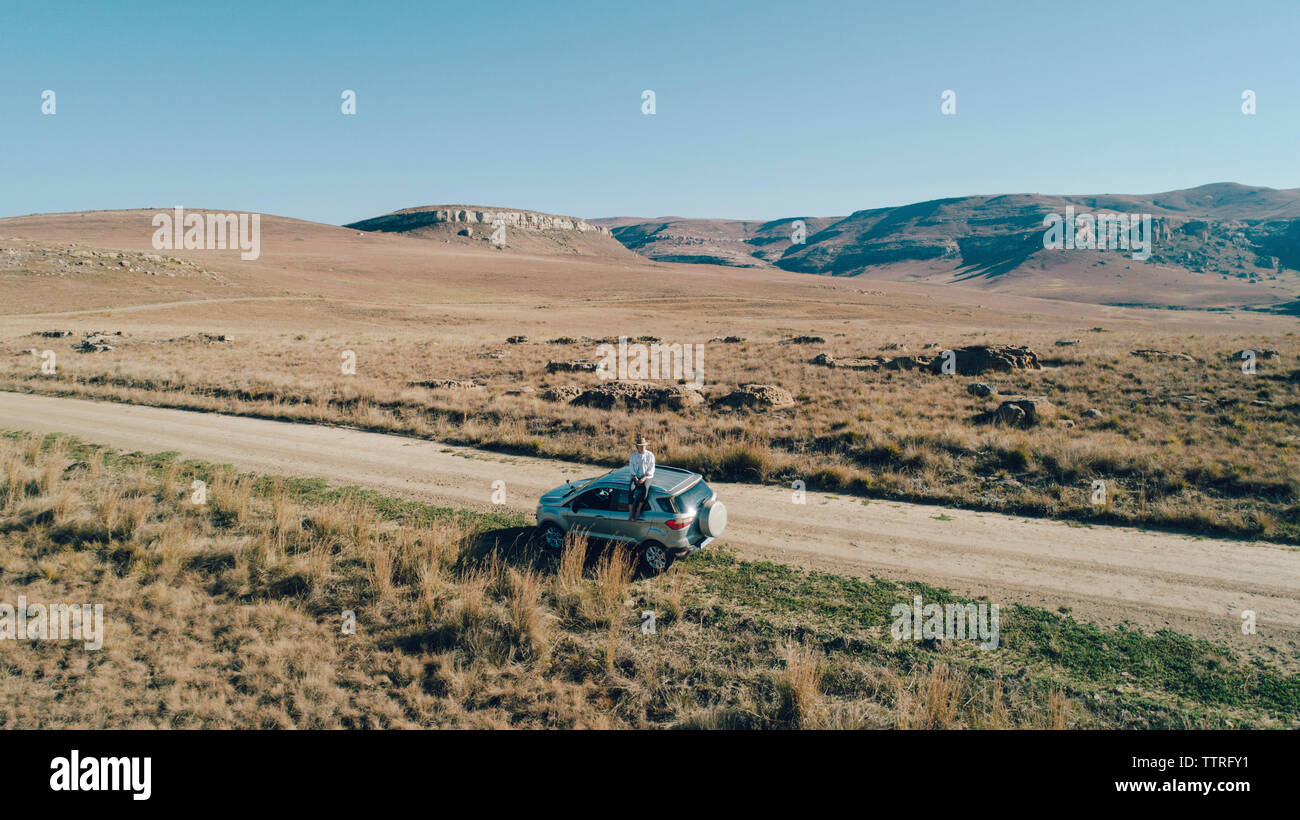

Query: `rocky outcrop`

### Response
(541, 385, 583, 403)
(76, 334, 116, 353)
(547, 381, 704, 411)
(1131, 349, 1197, 362)
(408, 379, 479, 390)
(928, 345, 1040, 375)
(712, 384, 796, 411)
(546, 360, 598, 373)
(350, 206, 610, 235)
(808, 344, 1039, 375)
(1230, 348, 1279, 360)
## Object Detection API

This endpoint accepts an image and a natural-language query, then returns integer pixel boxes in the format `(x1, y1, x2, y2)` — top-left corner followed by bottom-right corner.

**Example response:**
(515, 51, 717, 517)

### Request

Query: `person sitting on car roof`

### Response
(628, 435, 655, 520)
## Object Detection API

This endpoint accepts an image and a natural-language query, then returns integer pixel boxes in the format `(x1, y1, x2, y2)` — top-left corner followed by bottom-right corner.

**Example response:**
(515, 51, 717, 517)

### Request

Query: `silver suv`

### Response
(535, 466, 727, 574)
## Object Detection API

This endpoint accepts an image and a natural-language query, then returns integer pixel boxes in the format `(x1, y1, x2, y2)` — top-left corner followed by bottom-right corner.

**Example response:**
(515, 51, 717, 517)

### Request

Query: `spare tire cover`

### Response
(702, 501, 727, 536)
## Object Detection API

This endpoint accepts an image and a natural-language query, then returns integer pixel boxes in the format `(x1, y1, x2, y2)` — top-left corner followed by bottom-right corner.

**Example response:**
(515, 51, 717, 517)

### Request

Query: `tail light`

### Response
(665, 517, 694, 530)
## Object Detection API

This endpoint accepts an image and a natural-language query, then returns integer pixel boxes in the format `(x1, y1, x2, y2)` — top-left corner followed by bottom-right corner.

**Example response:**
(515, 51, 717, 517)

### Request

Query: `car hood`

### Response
(540, 477, 596, 504)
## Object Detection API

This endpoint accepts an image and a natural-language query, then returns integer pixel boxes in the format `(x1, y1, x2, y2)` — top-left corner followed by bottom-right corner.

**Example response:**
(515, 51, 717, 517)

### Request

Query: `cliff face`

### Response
(345, 205, 635, 260)
(349, 206, 610, 235)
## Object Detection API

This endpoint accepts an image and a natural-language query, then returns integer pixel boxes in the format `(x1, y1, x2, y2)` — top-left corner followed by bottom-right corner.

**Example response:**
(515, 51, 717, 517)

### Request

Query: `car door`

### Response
(598, 487, 642, 543)
(567, 486, 615, 539)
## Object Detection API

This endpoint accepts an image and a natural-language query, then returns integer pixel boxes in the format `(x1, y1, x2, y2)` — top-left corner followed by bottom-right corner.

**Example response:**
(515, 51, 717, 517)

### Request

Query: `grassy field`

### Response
(3, 431, 1296, 729)
(4, 324, 1297, 543)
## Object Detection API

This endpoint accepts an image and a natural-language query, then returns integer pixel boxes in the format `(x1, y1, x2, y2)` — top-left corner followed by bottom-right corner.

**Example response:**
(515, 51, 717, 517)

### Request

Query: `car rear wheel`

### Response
(639, 541, 671, 575)
(540, 523, 565, 551)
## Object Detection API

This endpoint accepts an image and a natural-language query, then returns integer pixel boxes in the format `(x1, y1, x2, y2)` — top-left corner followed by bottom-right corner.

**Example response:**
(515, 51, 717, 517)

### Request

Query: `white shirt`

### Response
(629, 449, 655, 480)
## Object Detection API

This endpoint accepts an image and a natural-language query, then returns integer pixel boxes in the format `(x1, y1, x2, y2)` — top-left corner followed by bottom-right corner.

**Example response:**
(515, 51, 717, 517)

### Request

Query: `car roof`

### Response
(599, 465, 700, 495)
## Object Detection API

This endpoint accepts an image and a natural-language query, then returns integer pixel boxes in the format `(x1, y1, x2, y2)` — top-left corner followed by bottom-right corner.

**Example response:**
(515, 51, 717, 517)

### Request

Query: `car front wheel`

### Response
(639, 541, 670, 575)
(540, 522, 565, 551)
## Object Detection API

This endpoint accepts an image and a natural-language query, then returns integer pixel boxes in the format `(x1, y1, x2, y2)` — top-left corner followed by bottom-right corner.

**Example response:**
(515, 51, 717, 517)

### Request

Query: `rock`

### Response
(996, 403, 1026, 426)
(548, 336, 578, 344)
(978, 396, 1056, 428)
(541, 385, 583, 403)
(884, 355, 934, 371)
(1131, 349, 1196, 362)
(927, 345, 1040, 375)
(174, 333, 233, 344)
(709, 336, 745, 343)
(1055, 339, 1081, 346)
(546, 360, 598, 373)
(1059, 419, 1075, 428)
(967, 382, 994, 397)
(781, 335, 825, 345)
(36, 330, 73, 338)
(408, 379, 478, 390)
(552, 381, 704, 411)
(712, 384, 795, 411)
(76, 334, 115, 353)
(506, 335, 529, 344)
(1082, 408, 1102, 418)
(811, 351, 882, 370)
(1231, 348, 1278, 360)
(457, 227, 474, 238)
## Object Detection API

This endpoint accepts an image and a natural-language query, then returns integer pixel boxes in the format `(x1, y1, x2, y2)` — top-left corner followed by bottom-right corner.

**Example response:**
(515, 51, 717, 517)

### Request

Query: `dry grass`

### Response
(1, 432, 1294, 729)
(3, 325, 1295, 542)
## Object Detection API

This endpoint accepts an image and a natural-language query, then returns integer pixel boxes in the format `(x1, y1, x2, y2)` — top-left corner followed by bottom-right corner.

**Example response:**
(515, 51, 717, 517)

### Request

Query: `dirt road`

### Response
(3, 390, 1297, 651)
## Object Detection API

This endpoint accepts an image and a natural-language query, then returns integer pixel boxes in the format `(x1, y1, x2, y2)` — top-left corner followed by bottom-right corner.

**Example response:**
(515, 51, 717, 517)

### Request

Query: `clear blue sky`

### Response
(2, 0, 1297, 224)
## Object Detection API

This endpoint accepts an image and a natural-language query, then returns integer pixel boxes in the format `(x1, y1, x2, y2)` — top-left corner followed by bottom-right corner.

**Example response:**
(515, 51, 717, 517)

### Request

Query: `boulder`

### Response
(712, 384, 795, 411)
(545, 360, 598, 373)
(967, 382, 994, 397)
(568, 381, 704, 411)
(541, 385, 583, 403)
(991, 396, 1055, 427)
(927, 345, 1040, 375)
(812, 351, 882, 370)
(506, 335, 529, 344)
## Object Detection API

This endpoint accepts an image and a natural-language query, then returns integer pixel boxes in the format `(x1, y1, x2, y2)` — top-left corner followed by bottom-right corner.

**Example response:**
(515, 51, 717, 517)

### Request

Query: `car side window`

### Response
(609, 489, 630, 513)
(573, 488, 608, 511)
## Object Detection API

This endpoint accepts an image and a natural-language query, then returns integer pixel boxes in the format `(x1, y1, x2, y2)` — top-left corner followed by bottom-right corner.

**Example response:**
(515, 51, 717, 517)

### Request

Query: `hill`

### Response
(594, 183, 1300, 309)
(347, 205, 638, 260)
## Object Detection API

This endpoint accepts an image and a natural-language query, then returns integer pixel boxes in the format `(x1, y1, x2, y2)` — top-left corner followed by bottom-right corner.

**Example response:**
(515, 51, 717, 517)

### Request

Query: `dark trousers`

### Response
(629, 481, 648, 519)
